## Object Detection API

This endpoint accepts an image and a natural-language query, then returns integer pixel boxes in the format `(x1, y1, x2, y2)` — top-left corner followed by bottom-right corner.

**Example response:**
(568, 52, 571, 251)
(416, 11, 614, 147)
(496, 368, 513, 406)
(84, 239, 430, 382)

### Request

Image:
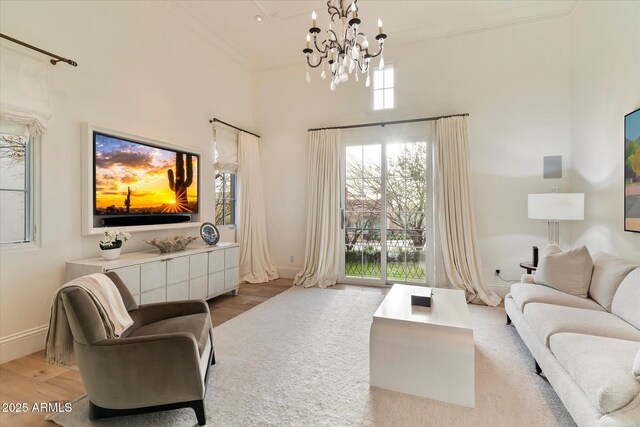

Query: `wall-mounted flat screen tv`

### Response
(94, 132, 199, 217)
(625, 108, 640, 233)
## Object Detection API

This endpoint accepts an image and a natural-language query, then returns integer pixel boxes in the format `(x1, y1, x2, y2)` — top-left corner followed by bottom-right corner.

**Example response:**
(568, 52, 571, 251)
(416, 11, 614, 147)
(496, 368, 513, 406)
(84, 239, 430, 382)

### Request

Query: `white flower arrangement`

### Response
(99, 228, 131, 250)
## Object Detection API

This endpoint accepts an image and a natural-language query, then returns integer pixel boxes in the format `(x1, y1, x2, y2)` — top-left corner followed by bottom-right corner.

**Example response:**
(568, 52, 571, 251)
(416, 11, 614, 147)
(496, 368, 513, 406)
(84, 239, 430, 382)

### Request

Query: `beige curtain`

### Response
(436, 116, 501, 306)
(294, 129, 341, 288)
(237, 131, 279, 283)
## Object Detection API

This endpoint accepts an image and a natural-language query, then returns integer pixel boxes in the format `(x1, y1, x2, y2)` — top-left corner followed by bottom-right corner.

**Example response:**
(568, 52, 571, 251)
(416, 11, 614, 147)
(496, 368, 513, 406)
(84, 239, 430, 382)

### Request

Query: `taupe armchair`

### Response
(60, 272, 214, 425)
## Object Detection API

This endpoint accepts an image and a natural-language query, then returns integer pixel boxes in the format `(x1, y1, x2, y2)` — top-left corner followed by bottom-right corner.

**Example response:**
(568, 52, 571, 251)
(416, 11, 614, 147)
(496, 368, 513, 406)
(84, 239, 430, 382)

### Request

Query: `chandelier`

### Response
(303, 0, 387, 91)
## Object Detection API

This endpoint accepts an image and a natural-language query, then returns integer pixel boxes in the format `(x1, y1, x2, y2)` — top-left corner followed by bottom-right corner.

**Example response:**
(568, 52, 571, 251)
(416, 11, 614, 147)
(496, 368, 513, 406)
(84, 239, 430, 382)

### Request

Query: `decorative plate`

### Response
(200, 222, 220, 246)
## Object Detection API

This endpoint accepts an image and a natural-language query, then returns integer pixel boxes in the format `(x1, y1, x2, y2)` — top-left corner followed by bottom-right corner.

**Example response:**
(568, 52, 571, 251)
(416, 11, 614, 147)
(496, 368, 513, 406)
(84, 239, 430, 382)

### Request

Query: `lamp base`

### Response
(547, 221, 560, 245)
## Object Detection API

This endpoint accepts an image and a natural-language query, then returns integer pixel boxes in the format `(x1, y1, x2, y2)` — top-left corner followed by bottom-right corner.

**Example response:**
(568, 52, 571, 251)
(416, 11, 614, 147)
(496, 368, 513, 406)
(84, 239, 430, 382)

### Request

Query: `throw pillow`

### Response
(534, 244, 593, 298)
(634, 349, 640, 380)
(588, 252, 638, 311)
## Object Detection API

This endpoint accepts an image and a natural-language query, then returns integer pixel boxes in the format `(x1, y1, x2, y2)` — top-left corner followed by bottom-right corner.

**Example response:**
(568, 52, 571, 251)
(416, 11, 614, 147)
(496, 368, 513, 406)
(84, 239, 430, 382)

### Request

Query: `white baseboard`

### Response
(0, 324, 48, 364)
(275, 266, 299, 280)
(488, 282, 513, 299)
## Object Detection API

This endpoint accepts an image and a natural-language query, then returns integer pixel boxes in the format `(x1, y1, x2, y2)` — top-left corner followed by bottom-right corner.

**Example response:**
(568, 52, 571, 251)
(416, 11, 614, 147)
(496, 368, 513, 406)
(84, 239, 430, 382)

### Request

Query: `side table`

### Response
(519, 262, 537, 274)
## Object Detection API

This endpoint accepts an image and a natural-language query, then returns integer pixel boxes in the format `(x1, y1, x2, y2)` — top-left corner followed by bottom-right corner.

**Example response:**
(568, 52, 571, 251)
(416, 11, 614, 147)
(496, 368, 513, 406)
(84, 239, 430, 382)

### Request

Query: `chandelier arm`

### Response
(365, 42, 384, 59)
(313, 37, 329, 54)
(355, 58, 368, 73)
(341, 0, 351, 17)
(326, 2, 341, 20)
(307, 53, 327, 68)
(327, 29, 339, 43)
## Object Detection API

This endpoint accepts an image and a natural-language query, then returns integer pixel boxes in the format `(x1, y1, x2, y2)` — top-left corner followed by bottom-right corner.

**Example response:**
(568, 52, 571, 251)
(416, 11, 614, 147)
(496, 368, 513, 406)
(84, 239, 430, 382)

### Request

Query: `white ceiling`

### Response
(173, 0, 577, 70)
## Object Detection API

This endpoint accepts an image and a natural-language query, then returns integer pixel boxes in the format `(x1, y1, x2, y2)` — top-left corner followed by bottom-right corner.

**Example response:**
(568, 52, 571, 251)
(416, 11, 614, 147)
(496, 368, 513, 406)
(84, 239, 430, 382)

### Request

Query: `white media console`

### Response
(66, 243, 240, 305)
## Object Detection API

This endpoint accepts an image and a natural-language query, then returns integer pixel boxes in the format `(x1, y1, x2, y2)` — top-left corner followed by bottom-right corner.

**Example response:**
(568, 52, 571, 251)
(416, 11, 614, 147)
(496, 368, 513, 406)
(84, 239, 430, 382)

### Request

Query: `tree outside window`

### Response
(215, 172, 236, 226)
(0, 133, 32, 244)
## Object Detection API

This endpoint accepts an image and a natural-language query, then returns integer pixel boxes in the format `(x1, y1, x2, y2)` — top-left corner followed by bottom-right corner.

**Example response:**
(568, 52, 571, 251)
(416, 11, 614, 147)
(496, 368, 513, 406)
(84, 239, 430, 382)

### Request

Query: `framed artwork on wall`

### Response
(625, 108, 640, 233)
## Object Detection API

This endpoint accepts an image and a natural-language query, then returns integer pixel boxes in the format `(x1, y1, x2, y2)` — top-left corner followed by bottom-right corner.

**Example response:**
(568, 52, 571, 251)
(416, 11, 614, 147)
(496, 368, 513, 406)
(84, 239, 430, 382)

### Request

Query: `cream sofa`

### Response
(505, 252, 640, 426)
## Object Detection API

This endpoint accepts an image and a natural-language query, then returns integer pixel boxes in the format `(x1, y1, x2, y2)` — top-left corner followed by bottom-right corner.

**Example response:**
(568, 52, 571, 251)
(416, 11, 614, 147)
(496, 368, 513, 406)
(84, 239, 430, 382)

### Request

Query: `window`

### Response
(373, 65, 394, 110)
(215, 172, 236, 226)
(0, 132, 33, 244)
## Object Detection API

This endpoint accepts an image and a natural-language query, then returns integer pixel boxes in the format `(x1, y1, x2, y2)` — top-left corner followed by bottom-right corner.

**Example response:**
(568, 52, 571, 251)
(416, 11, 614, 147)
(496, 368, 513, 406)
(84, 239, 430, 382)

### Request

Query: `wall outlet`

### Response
(290, 256, 294, 263)
(495, 269, 501, 276)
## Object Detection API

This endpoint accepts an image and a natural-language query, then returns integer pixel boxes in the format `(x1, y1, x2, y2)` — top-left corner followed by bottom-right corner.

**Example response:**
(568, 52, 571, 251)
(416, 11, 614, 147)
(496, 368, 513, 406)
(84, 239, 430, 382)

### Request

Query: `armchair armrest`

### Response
(78, 332, 204, 409)
(130, 300, 210, 327)
(521, 273, 535, 284)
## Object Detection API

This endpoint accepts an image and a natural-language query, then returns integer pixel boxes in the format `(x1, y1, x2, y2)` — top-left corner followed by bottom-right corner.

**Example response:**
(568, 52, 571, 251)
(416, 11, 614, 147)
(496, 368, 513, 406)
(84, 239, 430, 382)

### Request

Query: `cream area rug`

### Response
(50, 286, 574, 426)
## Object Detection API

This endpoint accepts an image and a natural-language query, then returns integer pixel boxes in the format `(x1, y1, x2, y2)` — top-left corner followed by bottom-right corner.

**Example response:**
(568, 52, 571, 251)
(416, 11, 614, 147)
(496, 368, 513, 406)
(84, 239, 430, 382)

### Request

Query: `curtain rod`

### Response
(209, 118, 260, 138)
(0, 33, 78, 66)
(307, 113, 469, 132)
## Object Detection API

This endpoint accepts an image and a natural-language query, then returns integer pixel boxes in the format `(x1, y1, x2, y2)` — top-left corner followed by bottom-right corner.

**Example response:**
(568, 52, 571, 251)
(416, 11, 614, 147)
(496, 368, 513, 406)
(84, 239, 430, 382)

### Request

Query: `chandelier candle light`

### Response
(303, 0, 387, 91)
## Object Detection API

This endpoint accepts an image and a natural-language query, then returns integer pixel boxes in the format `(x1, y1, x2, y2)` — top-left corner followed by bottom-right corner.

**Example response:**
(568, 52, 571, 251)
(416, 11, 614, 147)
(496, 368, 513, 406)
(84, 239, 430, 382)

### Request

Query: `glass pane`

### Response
(346, 179, 364, 211)
(374, 90, 384, 110)
(362, 230, 381, 279)
(0, 191, 26, 243)
(386, 249, 406, 282)
(345, 246, 363, 277)
(362, 211, 381, 229)
(362, 144, 382, 176)
(373, 69, 384, 89)
(405, 248, 426, 283)
(386, 143, 405, 177)
(384, 67, 394, 88)
(215, 174, 224, 197)
(345, 228, 361, 248)
(345, 146, 362, 179)
(223, 201, 231, 222)
(363, 178, 381, 203)
(215, 200, 224, 225)
(230, 174, 237, 198)
(345, 212, 362, 229)
(386, 177, 405, 212)
(223, 173, 231, 193)
(229, 200, 236, 224)
(384, 88, 394, 109)
(0, 137, 27, 190)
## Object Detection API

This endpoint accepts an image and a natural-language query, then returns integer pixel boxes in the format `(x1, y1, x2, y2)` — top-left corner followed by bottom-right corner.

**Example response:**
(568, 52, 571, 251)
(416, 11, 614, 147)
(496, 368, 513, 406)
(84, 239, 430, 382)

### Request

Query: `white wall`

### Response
(569, 1, 640, 261)
(0, 1, 252, 362)
(255, 17, 572, 297)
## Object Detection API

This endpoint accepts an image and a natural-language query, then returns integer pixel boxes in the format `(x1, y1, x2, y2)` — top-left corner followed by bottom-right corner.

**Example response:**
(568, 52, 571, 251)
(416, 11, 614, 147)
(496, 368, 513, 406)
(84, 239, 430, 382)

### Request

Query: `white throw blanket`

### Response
(45, 273, 134, 365)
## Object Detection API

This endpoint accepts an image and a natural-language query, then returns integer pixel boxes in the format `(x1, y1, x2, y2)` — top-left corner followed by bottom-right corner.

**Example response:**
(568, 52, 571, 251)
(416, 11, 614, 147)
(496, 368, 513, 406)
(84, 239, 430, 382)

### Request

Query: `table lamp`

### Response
(528, 191, 584, 244)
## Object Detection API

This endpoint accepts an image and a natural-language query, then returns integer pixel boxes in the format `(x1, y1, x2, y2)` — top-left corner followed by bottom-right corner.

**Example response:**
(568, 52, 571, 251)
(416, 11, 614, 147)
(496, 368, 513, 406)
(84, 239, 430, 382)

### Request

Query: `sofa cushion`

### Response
(534, 244, 593, 298)
(510, 283, 606, 312)
(634, 349, 640, 380)
(127, 313, 210, 356)
(589, 253, 637, 312)
(549, 333, 640, 414)
(523, 303, 640, 346)
(611, 268, 640, 330)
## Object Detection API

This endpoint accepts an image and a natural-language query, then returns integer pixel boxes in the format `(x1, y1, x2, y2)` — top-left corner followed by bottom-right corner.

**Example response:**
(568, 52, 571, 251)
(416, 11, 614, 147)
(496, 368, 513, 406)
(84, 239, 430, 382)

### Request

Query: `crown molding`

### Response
(256, 1, 577, 71)
(389, 0, 577, 48)
(162, 1, 255, 71)
(160, 1, 577, 73)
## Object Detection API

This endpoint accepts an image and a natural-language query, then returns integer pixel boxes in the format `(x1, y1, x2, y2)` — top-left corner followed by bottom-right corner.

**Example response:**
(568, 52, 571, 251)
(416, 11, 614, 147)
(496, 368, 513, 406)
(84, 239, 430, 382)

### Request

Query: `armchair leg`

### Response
(191, 400, 206, 425)
(89, 399, 206, 425)
(535, 360, 542, 375)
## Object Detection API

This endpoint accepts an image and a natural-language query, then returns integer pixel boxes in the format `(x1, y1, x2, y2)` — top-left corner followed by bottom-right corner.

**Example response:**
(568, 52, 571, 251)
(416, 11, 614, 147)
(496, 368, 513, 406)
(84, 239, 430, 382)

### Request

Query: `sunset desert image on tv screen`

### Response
(94, 133, 198, 215)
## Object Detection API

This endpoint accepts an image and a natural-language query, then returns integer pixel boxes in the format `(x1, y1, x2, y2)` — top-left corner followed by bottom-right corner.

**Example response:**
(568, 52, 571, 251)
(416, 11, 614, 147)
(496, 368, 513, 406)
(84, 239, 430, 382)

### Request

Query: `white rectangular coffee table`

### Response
(369, 284, 475, 407)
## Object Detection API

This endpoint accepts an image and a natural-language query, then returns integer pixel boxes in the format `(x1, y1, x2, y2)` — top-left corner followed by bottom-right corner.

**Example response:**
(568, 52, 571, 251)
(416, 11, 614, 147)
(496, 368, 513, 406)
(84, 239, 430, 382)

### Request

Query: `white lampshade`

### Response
(528, 193, 585, 221)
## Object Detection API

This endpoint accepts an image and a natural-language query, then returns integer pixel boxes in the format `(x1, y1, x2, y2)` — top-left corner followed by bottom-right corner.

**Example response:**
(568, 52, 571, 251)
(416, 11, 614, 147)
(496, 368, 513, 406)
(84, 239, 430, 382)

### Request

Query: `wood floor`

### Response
(0, 278, 293, 427)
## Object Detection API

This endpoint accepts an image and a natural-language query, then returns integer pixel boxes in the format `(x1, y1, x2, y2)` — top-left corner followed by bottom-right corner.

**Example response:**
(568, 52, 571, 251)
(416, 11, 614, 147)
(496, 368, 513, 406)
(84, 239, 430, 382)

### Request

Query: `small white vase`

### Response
(100, 247, 121, 261)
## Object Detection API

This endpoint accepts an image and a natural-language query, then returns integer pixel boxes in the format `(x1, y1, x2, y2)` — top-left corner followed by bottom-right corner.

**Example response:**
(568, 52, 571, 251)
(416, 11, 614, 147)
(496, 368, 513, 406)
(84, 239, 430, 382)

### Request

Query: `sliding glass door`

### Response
(341, 134, 432, 286)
